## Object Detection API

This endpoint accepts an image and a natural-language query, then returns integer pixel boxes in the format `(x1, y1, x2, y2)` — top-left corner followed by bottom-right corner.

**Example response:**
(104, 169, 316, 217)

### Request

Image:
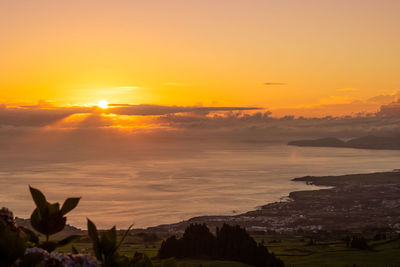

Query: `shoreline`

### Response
(146, 170, 400, 234)
(14, 170, 400, 235)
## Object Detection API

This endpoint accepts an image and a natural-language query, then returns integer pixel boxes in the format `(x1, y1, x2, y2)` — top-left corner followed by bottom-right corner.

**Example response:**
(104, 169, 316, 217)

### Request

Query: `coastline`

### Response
(14, 170, 400, 235)
(146, 170, 400, 234)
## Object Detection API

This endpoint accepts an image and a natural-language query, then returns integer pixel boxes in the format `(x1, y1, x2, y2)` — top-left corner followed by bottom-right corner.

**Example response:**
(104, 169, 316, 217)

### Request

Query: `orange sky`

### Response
(1, 0, 399, 116)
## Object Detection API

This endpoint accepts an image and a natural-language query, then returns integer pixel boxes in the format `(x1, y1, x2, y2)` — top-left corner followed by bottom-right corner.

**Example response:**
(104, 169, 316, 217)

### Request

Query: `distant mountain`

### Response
(288, 137, 346, 147)
(288, 135, 400, 150)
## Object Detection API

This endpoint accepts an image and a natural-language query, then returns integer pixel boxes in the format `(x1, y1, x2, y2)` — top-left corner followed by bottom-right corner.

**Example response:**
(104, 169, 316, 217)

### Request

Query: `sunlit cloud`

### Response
(0, 105, 91, 127)
(269, 92, 399, 118)
(378, 101, 400, 117)
(105, 104, 261, 116)
(367, 90, 400, 104)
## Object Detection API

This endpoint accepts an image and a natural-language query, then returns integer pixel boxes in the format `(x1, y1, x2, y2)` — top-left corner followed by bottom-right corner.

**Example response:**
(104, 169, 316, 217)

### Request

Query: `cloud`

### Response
(271, 102, 379, 118)
(367, 90, 400, 104)
(377, 101, 400, 117)
(105, 104, 261, 116)
(2, 97, 400, 147)
(0, 105, 91, 127)
(0, 104, 261, 127)
(269, 92, 400, 118)
(2, 102, 400, 166)
(21, 99, 55, 108)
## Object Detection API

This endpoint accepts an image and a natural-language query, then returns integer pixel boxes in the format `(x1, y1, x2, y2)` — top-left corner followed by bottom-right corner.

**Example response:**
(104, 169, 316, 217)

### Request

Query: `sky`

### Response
(2, 0, 400, 228)
(1, 0, 400, 117)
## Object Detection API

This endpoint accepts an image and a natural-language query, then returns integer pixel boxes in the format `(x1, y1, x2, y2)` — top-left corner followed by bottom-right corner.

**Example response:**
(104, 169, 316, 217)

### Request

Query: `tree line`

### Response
(158, 223, 284, 267)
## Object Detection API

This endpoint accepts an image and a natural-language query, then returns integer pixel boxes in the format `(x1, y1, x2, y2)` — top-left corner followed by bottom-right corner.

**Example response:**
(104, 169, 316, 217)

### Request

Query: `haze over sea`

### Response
(1, 143, 400, 229)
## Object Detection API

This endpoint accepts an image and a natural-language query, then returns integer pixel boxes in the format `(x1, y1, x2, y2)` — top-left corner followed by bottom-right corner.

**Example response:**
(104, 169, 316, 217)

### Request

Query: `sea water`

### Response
(1, 144, 400, 229)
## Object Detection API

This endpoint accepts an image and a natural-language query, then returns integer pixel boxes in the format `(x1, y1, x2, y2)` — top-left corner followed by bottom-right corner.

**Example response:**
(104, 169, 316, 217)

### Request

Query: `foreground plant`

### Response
(0, 186, 172, 266)
(29, 186, 81, 252)
(0, 208, 27, 266)
(0, 206, 100, 267)
(87, 219, 177, 267)
(87, 218, 141, 266)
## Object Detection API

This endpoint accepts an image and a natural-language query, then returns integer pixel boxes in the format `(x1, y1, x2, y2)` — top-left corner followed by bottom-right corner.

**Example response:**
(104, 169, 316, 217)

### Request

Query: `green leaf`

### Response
(61, 198, 80, 216)
(30, 208, 67, 236)
(29, 186, 47, 213)
(30, 208, 43, 234)
(47, 202, 60, 215)
(27, 186, 80, 251)
(87, 218, 102, 260)
(57, 235, 81, 246)
(46, 214, 67, 235)
(87, 218, 99, 242)
(100, 226, 117, 255)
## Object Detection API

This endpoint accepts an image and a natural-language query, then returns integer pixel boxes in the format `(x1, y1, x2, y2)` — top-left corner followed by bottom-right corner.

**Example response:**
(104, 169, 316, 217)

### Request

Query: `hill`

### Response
(288, 135, 400, 150)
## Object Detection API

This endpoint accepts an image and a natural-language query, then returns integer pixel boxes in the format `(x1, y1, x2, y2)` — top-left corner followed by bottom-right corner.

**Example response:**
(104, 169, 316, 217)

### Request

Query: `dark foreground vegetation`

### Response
(158, 224, 284, 267)
(0, 186, 172, 267)
(0, 187, 284, 267)
(54, 229, 400, 267)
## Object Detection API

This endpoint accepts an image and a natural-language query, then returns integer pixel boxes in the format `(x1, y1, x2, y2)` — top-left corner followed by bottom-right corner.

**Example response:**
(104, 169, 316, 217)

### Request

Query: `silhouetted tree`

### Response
(158, 235, 183, 259)
(345, 236, 351, 248)
(350, 236, 370, 250)
(182, 223, 216, 258)
(158, 223, 284, 267)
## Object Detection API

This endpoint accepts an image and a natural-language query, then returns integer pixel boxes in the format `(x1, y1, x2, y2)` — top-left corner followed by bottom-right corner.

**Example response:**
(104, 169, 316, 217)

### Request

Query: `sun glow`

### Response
(97, 100, 109, 109)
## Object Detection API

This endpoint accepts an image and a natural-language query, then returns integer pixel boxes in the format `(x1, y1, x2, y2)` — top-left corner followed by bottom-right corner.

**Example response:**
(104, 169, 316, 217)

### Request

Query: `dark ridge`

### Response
(288, 137, 346, 147)
(288, 135, 400, 150)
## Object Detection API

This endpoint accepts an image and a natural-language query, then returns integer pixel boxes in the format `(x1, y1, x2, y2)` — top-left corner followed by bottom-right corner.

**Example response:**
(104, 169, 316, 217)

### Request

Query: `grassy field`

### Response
(254, 234, 400, 267)
(56, 234, 400, 267)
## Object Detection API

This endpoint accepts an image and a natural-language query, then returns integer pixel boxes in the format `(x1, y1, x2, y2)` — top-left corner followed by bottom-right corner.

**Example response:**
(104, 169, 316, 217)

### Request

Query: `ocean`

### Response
(1, 144, 400, 229)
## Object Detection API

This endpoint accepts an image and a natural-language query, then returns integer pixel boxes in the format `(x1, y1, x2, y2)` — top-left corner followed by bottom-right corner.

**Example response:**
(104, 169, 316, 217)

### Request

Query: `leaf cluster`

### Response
(29, 186, 81, 252)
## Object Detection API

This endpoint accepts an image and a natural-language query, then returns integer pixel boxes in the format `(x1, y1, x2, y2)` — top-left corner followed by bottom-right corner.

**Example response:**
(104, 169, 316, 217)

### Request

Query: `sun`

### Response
(97, 100, 109, 109)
